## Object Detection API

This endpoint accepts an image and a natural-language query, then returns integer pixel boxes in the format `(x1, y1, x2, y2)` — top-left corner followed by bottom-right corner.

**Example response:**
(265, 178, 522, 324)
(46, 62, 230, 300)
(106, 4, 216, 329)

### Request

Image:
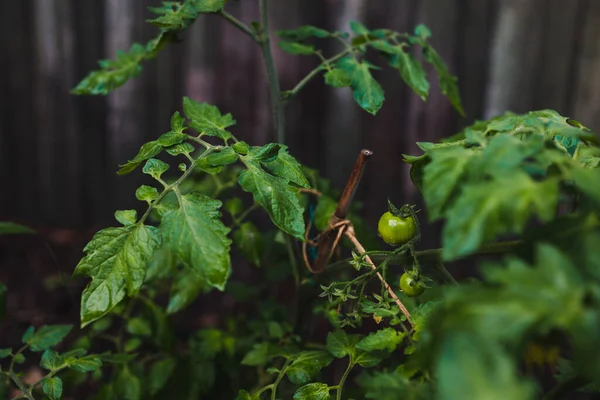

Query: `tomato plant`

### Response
(1, 1, 600, 399)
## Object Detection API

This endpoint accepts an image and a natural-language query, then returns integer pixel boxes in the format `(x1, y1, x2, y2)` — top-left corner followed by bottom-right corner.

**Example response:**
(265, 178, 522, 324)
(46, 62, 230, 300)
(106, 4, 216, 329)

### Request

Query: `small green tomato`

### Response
(399, 272, 425, 297)
(377, 211, 417, 245)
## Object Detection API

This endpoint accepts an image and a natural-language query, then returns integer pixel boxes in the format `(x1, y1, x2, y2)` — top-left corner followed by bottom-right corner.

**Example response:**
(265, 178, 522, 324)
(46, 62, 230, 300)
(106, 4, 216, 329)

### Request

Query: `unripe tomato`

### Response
(377, 211, 417, 245)
(399, 272, 425, 297)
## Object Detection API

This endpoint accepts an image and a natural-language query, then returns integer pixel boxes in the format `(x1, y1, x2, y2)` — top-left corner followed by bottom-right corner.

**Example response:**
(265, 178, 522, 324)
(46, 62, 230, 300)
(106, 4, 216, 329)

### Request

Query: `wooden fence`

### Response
(1, 0, 599, 230)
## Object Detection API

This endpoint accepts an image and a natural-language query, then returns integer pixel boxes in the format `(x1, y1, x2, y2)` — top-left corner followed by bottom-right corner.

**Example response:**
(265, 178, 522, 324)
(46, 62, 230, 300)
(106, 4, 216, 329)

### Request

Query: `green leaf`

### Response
(241, 343, 270, 366)
(277, 25, 330, 40)
(143, 158, 170, 180)
(225, 198, 243, 216)
(324, 68, 351, 88)
(571, 167, 600, 207)
(0, 222, 35, 235)
(157, 132, 188, 147)
(442, 172, 558, 260)
(206, 147, 239, 166)
(13, 353, 25, 363)
(414, 24, 432, 39)
(235, 390, 253, 400)
(337, 57, 384, 115)
(0, 348, 11, 359)
(135, 185, 159, 203)
(357, 371, 431, 400)
(42, 377, 63, 400)
(24, 325, 72, 352)
(314, 195, 337, 231)
(167, 268, 206, 314)
(326, 330, 360, 358)
(117, 141, 163, 175)
(293, 383, 331, 400)
(74, 224, 161, 326)
(388, 45, 429, 101)
(278, 41, 315, 55)
(147, 2, 198, 30)
(115, 365, 141, 400)
(436, 334, 533, 400)
(234, 222, 264, 267)
(262, 146, 310, 188)
(356, 328, 405, 352)
(422, 147, 477, 220)
(349, 20, 369, 36)
(114, 210, 137, 227)
(165, 142, 195, 156)
(170, 111, 186, 133)
(69, 355, 102, 372)
(422, 45, 464, 116)
(192, 0, 225, 13)
(40, 350, 63, 370)
(183, 97, 235, 140)
(149, 356, 176, 395)
(126, 317, 152, 337)
(238, 163, 305, 239)
(286, 351, 334, 385)
(354, 350, 387, 368)
(72, 43, 147, 95)
(232, 141, 250, 155)
(160, 192, 232, 290)
(248, 143, 282, 162)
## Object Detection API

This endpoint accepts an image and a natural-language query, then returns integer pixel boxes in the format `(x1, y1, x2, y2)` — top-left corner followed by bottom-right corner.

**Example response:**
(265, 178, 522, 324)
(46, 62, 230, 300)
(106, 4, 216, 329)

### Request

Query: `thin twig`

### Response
(219, 9, 258, 42)
(344, 224, 413, 326)
(258, 0, 286, 144)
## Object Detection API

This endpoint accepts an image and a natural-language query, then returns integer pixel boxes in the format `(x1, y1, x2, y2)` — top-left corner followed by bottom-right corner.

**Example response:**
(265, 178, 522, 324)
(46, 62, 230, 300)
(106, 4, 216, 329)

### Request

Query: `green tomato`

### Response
(399, 272, 425, 297)
(377, 211, 416, 245)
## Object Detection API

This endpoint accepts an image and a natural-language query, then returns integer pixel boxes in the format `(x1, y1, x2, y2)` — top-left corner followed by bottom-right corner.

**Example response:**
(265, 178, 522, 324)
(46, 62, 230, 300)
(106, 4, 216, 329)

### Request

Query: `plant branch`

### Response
(7, 371, 34, 400)
(219, 9, 258, 42)
(283, 49, 352, 103)
(258, 0, 286, 144)
(344, 224, 413, 326)
(270, 359, 291, 400)
(335, 359, 354, 400)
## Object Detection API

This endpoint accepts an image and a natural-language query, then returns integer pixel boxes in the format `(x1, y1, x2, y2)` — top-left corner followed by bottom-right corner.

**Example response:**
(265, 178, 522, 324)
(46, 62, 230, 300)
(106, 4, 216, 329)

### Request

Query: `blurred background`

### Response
(2, 0, 600, 231)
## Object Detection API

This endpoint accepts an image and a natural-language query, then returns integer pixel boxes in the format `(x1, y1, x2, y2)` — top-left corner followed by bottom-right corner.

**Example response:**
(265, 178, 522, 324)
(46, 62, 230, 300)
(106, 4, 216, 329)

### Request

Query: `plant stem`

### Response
(7, 372, 34, 400)
(258, 0, 285, 144)
(271, 359, 291, 400)
(335, 360, 354, 400)
(219, 9, 258, 42)
(283, 49, 352, 103)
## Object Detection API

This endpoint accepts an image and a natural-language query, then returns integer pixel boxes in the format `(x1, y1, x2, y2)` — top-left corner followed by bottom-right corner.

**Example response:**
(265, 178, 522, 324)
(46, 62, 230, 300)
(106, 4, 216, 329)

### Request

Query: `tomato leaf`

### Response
(293, 383, 331, 400)
(337, 57, 384, 115)
(286, 351, 333, 385)
(74, 224, 161, 327)
(42, 377, 63, 400)
(183, 97, 235, 140)
(161, 192, 231, 290)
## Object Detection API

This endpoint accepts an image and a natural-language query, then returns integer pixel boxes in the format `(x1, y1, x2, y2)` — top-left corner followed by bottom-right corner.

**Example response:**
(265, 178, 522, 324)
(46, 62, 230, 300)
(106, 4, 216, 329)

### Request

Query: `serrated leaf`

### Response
(279, 41, 315, 55)
(72, 43, 147, 95)
(241, 343, 270, 366)
(147, 2, 198, 30)
(0, 222, 35, 235)
(423, 147, 477, 220)
(41, 350, 63, 370)
(165, 142, 195, 156)
(234, 222, 264, 267)
(135, 185, 159, 203)
(69, 355, 102, 372)
(422, 45, 464, 116)
(114, 210, 137, 226)
(337, 57, 384, 115)
(183, 97, 235, 140)
(192, 0, 225, 13)
(437, 334, 533, 400)
(42, 376, 63, 400)
(117, 141, 163, 175)
(248, 143, 282, 162)
(238, 163, 305, 239)
(354, 350, 387, 368)
(326, 330, 360, 358)
(170, 111, 186, 132)
(389, 46, 429, 101)
(157, 132, 188, 147)
(161, 192, 232, 290)
(349, 20, 369, 35)
(149, 357, 176, 395)
(143, 158, 170, 180)
(293, 383, 331, 400)
(74, 224, 161, 327)
(167, 268, 206, 314)
(356, 328, 405, 352)
(324, 68, 351, 88)
(115, 366, 141, 400)
(24, 325, 72, 352)
(442, 172, 558, 260)
(286, 351, 333, 385)
(0, 348, 11, 358)
(262, 146, 310, 188)
(206, 147, 239, 166)
(277, 25, 330, 40)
